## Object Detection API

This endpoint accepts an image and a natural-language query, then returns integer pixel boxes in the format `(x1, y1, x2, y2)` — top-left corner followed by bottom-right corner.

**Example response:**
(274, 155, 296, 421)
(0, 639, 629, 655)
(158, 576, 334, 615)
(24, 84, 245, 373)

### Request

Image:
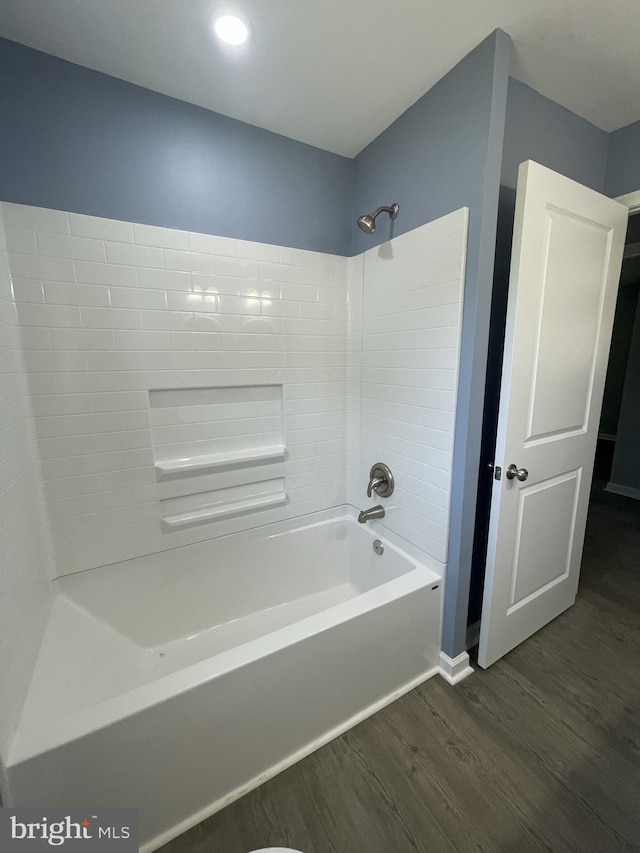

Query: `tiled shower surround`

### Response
(348, 211, 467, 563)
(0, 216, 52, 753)
(1, 202, 467, 578)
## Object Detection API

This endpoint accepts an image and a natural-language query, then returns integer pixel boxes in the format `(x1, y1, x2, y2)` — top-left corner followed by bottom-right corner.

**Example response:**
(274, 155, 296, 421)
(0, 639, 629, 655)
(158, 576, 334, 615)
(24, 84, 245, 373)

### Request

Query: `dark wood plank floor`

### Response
(161, 489, 640, 853)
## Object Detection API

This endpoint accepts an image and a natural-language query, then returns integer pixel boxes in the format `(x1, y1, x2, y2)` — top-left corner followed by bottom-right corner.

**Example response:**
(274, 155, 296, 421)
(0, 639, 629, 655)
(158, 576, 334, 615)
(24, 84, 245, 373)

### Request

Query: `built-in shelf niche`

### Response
(149, 384, 285, 476)
(150, 385, 287, 531)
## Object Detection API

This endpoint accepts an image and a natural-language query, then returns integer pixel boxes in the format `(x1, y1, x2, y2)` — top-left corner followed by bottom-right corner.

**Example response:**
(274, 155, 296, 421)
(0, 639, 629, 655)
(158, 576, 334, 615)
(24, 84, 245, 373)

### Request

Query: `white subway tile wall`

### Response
(0, 218, 53, 753)
(1, 202, 467, 580)
(348, 210, 468, 568)
(1, 203, 349, 574)
(148, 385, 285, 466)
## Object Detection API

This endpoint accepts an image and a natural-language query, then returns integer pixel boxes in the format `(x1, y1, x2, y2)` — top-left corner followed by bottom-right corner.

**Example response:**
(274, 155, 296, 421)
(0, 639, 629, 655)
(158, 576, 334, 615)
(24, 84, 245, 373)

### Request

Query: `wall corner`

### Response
(441, 27, 512, 659)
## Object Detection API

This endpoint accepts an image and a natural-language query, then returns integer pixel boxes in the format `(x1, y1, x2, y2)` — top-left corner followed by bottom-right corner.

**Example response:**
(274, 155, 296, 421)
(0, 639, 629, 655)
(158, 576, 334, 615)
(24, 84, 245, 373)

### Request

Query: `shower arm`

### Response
(370, 205, 399, 221)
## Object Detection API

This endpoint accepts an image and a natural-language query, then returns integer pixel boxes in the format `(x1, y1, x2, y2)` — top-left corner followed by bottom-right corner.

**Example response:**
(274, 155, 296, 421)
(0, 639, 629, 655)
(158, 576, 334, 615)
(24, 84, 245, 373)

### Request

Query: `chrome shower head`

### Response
(356, 203, 399, 235)
(356, 213, 376, 234)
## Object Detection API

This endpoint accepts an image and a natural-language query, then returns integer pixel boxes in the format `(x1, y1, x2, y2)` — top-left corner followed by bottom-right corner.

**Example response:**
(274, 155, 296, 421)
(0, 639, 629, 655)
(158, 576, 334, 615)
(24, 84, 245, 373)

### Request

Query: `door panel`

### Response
(527, 209, 614, 441)
(478, 161, 627, 668)
(508, 469, 579, 608)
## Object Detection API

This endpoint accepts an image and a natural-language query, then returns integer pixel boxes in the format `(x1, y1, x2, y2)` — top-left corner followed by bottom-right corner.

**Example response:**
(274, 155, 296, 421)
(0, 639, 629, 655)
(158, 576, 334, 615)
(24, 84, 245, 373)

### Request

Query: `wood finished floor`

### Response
(161, 489, 640, 853)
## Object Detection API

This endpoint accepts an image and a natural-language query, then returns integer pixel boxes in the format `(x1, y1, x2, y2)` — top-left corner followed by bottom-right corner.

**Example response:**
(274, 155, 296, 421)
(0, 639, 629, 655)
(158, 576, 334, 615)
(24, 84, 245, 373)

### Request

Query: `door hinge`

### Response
(488, 462, 502, 480)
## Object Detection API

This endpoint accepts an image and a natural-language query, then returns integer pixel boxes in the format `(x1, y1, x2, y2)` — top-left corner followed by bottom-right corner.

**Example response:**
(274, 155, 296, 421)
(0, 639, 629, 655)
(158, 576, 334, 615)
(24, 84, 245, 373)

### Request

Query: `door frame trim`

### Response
(616, 190, 640, 212)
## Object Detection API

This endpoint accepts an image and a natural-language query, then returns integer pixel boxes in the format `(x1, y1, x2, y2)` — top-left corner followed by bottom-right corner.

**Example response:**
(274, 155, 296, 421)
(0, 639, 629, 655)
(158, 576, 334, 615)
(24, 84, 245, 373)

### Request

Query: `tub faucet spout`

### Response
(358, 505, 385, 524)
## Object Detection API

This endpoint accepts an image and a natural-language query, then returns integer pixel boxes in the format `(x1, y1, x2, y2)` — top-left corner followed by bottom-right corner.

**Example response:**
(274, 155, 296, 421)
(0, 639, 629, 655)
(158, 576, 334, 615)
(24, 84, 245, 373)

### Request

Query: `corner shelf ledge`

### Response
(155, 445, 286, 477)
(161, 490, 287, 531)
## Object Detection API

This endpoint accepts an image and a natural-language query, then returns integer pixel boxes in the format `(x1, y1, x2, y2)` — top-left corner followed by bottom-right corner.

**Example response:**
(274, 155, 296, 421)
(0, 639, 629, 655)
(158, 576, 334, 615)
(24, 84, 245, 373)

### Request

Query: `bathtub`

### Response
(4, 508, 443, 851)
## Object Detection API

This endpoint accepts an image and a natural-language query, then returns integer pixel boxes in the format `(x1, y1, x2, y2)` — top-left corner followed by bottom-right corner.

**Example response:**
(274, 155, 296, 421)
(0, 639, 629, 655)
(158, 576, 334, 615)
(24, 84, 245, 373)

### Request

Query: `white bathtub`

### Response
(4, 508, 443, 851)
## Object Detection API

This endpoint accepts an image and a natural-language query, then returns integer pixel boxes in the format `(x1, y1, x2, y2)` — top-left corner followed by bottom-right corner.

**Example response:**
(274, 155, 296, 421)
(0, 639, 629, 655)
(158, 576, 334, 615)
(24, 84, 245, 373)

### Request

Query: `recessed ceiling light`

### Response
(214, 14, 249, 46)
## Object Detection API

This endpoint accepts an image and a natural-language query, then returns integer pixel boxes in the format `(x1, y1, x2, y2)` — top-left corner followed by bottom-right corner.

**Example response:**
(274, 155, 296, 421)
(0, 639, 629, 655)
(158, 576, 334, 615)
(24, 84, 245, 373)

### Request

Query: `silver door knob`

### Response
(506, 464, 529, 482)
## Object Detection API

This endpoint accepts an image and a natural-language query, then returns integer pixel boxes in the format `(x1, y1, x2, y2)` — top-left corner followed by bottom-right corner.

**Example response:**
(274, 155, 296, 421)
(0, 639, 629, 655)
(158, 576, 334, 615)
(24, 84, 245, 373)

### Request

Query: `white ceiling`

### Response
(1, 0, 639, 157)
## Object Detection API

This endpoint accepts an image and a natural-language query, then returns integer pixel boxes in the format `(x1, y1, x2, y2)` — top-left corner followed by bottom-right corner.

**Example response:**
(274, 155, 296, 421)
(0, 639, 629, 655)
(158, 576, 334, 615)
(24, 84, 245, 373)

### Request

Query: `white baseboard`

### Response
(438, 651, 474, 685)
(605, 482, 640, 501)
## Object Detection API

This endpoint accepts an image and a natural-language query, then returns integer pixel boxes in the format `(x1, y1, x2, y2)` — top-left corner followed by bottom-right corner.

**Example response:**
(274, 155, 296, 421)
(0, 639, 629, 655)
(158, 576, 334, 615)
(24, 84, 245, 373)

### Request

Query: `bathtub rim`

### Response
(9, 507, 442, 767)
(49, 504, 445, 584)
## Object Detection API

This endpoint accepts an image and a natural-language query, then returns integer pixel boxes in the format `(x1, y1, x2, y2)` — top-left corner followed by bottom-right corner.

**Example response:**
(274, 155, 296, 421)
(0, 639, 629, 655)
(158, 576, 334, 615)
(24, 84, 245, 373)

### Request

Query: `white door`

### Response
(478, 160, 628, 668)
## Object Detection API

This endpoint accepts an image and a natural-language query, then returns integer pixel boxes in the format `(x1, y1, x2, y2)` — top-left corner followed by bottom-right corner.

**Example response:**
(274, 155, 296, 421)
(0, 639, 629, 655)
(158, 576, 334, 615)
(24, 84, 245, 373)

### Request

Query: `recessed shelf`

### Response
(149, 384, 285, 479)
(162, 490, 287, 531)
(154, 444, 286, 478)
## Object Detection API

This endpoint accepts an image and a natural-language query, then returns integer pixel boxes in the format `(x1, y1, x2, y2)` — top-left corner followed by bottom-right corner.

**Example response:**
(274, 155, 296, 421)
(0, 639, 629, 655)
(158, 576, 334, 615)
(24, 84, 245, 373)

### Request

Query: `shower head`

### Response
(356, 203, 399, 235)
(356, 214, 376, 235)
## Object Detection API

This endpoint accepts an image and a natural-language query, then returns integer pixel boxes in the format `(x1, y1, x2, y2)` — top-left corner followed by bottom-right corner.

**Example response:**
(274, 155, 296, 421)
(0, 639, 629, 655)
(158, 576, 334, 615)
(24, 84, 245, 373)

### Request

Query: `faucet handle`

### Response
(367, 477, 384, 498)
(367, 463, 394, 498)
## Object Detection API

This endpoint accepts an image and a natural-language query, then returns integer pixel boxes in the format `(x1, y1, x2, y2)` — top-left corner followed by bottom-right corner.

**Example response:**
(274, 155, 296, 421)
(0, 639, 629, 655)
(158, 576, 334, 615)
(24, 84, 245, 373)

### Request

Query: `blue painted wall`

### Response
(501, 78, 609, 192)
(499, 92, 640, 202)
(352, 29, 513, 657)
(352, 32, 511, 255)
(605, 119, 640, 198)
(0, 37, 352, 255)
